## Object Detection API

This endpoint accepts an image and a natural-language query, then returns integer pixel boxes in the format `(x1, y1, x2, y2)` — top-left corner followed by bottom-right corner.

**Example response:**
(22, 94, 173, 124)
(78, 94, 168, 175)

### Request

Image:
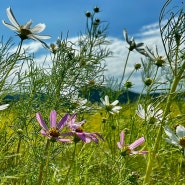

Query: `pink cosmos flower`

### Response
(117, 131, 148, 155)
(62, 114, 104, 144)
(36, 110, 71, 142)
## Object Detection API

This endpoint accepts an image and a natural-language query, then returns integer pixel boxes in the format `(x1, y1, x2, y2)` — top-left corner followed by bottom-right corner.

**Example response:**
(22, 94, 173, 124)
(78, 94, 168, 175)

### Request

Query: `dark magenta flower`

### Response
(36, 110, 71, 142)
(62, 114, 104, 144)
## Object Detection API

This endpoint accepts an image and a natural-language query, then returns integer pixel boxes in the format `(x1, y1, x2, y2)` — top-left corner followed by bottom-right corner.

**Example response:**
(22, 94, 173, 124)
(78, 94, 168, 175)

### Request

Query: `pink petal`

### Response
(70, 114, 77, 125)
(36, 113, 48, 131)
(50, 110, 57, 128)
(56, 138, 72, 143)
(129, 137, 145, 150)
(117, 131, 124, 149)
(57, 113, 70, 130)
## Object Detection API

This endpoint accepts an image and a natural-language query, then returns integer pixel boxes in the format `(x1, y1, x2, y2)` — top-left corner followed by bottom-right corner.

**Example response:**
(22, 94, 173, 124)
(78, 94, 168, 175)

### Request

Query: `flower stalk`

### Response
(38, 139, 50, 185)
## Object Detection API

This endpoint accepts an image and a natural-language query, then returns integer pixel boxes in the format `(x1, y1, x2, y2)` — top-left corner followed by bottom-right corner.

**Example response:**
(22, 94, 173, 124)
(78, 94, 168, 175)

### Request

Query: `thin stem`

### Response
(119, 50, 131, 90)
(62, 143, 77, 185)
(38, 139, 50, 185)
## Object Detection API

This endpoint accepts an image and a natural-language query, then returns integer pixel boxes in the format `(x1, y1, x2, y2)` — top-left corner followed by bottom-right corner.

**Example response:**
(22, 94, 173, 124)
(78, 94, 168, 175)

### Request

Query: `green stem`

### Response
(63, 143, 76, 185)
(119, 50, 131, 90)
(143, 61, 185, 184)
(38, 139, 50, 185)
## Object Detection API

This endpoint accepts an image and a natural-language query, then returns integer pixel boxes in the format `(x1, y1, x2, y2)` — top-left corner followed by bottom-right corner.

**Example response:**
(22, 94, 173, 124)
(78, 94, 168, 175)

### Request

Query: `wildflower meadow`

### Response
(1, 1, 185, 184)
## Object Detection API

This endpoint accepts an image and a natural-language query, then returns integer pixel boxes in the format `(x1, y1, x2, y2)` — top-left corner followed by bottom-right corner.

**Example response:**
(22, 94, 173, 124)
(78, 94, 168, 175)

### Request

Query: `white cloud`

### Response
(6, 21, 165, 93)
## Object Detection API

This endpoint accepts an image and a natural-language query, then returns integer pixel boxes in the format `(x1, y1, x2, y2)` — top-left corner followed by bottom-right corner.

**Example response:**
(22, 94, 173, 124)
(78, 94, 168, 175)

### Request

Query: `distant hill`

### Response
(3, 88, 162, 104)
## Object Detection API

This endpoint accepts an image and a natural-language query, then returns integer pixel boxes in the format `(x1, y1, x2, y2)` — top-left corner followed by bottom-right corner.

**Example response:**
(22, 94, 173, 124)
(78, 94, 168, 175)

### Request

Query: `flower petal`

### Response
(117, 131, 124, 149)
(22, 19, 32, 29)
(30, 23, 46, 33)
(112, 106, 122, 112)
(2, 20, 18, 31)
(123, 29, 129, 43)
(129, 137, 145, 150)
(6, 7, 20, 29)
(56, 138, 72, 143)
(105, 95, 109, 105)
(176, 125, 185, 138)
(36, 113, 48, 131)
(57, 113, 70, 130)
(50, 110, 57, 128)
(164, 126, 179, 144)
(164, 138, 179, 146)
(77, 133, 91, 143)
(147, 104, 155, 117)
(136, 104, 145, 119)
(0, 104, 9, 110)
(131, 150, 148, 155)
(111, 100, 119, 106)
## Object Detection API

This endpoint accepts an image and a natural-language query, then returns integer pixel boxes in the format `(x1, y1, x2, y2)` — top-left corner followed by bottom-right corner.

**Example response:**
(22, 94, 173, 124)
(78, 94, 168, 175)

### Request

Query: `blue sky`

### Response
(0, 0, 182, 92)
(1, 0, 166, 39)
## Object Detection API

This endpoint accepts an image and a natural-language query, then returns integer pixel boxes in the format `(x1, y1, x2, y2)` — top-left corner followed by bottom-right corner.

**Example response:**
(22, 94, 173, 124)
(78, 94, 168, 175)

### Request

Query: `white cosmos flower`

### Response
(164, 125, 185, 155)
(100, 95, 122, 114)
(123, 29, 145, 55)
(0, 104, 9, 110)
(136, 104, 163, 124)
(2, 7, 51, 47)
(145, 45, 167, 67)
(70, 93, 90, 113)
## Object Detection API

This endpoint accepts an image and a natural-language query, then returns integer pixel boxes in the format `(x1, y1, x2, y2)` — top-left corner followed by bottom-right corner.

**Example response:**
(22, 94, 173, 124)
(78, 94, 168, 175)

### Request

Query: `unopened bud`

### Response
(85, 11, 91, 18)
(144, 78, 153, 86)
(93, 6, 100, 13)
(125, 81, 133, 89)
(134, 63, 141, 70)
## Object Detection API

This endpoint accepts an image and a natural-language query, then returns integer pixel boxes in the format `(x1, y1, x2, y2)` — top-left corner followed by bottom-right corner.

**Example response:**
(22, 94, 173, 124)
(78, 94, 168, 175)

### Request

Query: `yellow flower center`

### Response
(179, 137, 185, 148)
(156, 56, 165, 67)
(75, 126, 83, 132)
(47, 127, 60, 137)
(121, 146, 131, 156)
(105, 104, 113, 112)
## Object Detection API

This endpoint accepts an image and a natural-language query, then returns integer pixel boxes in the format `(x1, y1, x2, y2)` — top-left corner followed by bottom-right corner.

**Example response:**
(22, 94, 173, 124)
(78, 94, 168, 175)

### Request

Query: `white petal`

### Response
(144, 45, 155, 60)
(6, 7, 20, 29)
(2, 20, 18, 31)
(100, 98, 105, 105)
(164, 126, 179, 144)
(23, 20, 32, 29)
(123, 29, 129, 43)
(176, 125, 185, 138)
(104, 95, 109, 105)
(136, 104, 145, 119)
(0, 104, 9, 110)
(30, 23, 46, 33)
(164, 138, 179, 146)
(111, 100, 119, 106)
(112, 106, 121, 113)
(29, 34, 51, 40)
(154, 45, 159, 58)
(147, 104, 155, 117)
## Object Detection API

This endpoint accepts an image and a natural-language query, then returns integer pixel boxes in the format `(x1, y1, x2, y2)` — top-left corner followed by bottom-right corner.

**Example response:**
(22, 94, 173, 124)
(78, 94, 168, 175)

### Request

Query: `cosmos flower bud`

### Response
(125, 81, 133, 89)
(85, 11, 91, 17)
(93, 6, 100, 13)
(134, 63, 141, 70)
(144, 78, 153, 86)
